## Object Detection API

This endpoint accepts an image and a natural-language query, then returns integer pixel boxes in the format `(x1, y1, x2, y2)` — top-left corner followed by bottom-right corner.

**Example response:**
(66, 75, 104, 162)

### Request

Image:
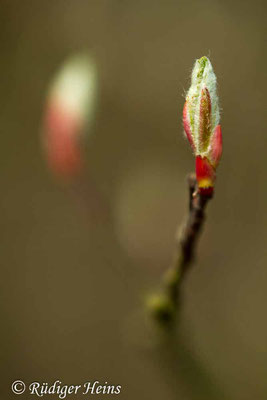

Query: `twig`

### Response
(148, 173, 213, 323)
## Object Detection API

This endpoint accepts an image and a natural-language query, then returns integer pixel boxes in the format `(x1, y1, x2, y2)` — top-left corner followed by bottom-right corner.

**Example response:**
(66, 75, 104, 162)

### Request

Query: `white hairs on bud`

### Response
(186, 56, 220, 155)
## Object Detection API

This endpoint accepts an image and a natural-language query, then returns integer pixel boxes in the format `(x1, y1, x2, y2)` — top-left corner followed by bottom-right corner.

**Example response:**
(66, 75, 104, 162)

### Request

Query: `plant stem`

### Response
(148, 173, 213, 323)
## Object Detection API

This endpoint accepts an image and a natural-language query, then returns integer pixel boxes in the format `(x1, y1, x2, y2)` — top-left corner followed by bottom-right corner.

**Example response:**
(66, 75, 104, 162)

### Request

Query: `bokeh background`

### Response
(0, 1, 266, 399)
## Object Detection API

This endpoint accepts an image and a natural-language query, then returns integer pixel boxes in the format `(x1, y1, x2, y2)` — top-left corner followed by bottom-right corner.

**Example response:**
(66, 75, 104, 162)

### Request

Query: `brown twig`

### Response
(148, 173, 213, 323)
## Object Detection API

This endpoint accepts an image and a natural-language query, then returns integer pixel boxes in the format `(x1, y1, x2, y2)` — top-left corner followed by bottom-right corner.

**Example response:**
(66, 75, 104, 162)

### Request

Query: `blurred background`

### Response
(0, 1, 266, 399)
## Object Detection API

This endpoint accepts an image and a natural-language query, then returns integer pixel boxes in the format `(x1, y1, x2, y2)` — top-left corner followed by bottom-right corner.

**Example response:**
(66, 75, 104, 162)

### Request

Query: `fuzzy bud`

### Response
(183, 56, 222, 194)
(42, 54, 97, 179)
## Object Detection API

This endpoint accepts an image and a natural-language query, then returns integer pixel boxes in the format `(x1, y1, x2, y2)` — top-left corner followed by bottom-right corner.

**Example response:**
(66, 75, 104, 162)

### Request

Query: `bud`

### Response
(183, 56, 222, 194)
(42, 54, 97, 179)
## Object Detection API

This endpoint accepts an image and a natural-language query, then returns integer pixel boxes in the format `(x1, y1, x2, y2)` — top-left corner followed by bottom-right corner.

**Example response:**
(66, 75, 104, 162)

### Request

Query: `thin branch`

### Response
(148, 173, 213, 323)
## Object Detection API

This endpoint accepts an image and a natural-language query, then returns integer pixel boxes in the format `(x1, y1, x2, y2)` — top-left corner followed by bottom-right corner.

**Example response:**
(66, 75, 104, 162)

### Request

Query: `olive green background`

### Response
(0, 1, 266, 399)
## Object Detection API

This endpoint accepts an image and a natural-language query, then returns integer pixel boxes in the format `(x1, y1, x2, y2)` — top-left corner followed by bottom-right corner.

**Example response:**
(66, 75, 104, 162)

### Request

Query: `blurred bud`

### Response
(42, 54, 97, 179)
(183, 56, 222, 194)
